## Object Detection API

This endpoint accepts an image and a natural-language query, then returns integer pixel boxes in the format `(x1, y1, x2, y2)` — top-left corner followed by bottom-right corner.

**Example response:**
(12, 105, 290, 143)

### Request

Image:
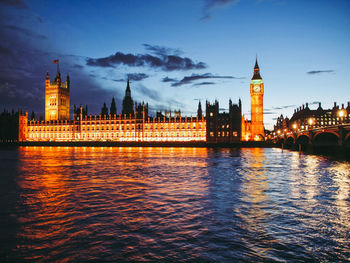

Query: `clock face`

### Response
(253, 85, 261, 93)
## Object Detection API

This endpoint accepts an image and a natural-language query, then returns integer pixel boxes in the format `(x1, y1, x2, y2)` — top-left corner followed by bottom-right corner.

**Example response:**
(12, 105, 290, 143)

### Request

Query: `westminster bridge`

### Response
(269, 123, 350, 151)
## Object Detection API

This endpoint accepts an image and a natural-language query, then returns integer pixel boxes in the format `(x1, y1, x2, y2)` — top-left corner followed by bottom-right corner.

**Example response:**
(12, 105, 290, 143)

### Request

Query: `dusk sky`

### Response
(1, 0, 349, 129)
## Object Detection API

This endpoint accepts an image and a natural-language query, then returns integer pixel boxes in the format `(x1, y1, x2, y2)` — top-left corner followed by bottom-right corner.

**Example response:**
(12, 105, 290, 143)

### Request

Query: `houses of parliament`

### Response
(18, 60, 265, 143)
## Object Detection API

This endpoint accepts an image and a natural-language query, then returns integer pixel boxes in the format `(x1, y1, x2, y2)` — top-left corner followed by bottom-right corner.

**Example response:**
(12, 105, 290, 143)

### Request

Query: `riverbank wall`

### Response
(1, 141, 274, 148)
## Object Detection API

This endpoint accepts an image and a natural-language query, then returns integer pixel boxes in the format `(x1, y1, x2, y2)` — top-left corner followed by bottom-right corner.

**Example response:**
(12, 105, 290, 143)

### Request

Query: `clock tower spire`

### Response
(250, 57, 264, 140)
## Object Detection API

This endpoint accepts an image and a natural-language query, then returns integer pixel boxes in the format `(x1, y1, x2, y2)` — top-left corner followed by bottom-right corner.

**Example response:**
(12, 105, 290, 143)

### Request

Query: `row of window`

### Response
(28, 132, 206, 139)
(209, 132, 238, 137)
(28, 124, 206, 132)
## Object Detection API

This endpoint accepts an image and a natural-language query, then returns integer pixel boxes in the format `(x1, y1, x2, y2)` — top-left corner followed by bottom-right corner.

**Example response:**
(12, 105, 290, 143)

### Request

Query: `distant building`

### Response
(274, 102, 350, 133)
(206, 99, 242, 143)
(274, 114, 289, 132)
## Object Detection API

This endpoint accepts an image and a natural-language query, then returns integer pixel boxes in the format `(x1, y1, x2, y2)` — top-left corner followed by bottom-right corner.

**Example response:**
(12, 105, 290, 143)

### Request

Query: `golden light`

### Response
(308, 118, 313, 125)
(277, 130, 281, 134)
(338, 109, 345, 118)
(292, 123, 297, 129)
(24, 117, 207, 143)
(254, 135, 262, 141)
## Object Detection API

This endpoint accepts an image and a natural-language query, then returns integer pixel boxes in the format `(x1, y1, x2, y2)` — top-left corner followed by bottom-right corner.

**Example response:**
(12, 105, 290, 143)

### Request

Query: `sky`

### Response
(0, 0, 349, 129)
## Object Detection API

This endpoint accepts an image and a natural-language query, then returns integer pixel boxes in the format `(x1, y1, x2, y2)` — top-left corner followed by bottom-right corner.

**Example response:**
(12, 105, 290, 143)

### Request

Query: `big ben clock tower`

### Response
(250, 58, 264, 140)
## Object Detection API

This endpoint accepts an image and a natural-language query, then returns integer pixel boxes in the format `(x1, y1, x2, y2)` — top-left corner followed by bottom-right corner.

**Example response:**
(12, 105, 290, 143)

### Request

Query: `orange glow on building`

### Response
(45, 71, 70, 121)
(241, 115, 252, 141)
(17, 61, 255, 143)
(241, 58, 265, 141)
(23, 111, 206, 142)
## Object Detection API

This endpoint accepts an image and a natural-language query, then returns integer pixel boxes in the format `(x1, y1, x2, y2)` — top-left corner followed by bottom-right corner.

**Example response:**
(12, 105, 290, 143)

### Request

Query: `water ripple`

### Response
(0, 147, 349, 261)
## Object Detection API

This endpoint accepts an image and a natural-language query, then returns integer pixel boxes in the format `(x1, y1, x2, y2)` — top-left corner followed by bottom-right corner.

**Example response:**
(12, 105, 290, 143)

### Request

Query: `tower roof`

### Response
(252, 57, 262, 80)
(126, 78, 130, 92)
(54, 72, 61, 83)
(254, 57, 259, 70)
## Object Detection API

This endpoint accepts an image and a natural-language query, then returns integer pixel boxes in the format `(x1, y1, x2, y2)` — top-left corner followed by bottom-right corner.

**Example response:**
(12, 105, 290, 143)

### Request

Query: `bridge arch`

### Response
(276, 138, 285, 147)
(295, 135, 310, 151)
(313, 130, 340, 140)
(344, 132, 350, 142)
(296, 134, 309, 144)
(344, 133, 350, 147)
(284, 136, 295, 149)
(313, 132, 339, 146)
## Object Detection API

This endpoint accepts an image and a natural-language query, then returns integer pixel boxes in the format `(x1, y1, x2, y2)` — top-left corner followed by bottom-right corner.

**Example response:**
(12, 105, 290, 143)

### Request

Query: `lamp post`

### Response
(308, 118, 314, 129)
(338, 109, 346, 124)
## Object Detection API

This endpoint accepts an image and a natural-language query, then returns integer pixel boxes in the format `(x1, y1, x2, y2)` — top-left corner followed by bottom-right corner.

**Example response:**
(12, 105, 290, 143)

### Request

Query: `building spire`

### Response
(254, 55, 259, 70)
(122, 78, 134, 116)
(197, 100, 203, 118)
(252, 56, 262, 80)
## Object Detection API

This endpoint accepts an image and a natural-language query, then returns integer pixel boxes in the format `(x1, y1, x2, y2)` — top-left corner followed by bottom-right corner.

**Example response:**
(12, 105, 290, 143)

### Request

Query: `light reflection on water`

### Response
(0, 147, 349, 261)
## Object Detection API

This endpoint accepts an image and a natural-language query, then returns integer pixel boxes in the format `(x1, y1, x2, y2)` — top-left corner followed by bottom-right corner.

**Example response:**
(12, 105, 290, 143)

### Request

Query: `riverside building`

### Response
(18, 60, 265, 143)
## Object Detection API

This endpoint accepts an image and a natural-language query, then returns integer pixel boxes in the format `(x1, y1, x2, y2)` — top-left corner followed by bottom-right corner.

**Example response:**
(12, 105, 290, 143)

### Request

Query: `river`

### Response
(0, 147, 349, 261)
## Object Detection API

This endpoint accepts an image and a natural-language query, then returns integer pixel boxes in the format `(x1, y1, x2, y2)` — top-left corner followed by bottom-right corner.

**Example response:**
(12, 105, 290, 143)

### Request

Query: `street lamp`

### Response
(292, 123, 297, 130)
(308, 118, 313, 125)
(338, 109, 346, 124)
(338, 109, 345, 118)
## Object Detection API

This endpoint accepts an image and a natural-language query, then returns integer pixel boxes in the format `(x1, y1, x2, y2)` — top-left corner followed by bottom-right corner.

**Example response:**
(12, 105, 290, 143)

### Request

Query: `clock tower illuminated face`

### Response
(253, 84, 261, 93)
(250, 58, 264, 140)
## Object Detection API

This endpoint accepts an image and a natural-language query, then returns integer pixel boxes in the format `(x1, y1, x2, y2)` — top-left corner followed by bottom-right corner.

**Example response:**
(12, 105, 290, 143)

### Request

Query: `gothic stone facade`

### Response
(18, 65, 251, 143)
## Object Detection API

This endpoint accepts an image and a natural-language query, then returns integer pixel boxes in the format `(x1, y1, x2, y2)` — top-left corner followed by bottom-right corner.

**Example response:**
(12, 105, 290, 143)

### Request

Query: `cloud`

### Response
(127, 73, 149, 81)
(0, 9, 122, 116)
(271, 104, 296, 110)
(162, 76, 177, 82)
(201, 0, 240, 20)
(143, 44, 182, 56)
(309, 101, 321, 105)
(0, 44, 13, 55)
(135, 85, 161, 101)
(4, 24, 47, 39)
(111, 73, 149, 82)
(306, 70, 334, 74)
(263, 111, 277, 115)
(73, 64, 83, 69)
(86, 46, 207, 71)
(169, 73, 244, 87)
(0, 0, 27, 9)
(193, 81, 215, 86)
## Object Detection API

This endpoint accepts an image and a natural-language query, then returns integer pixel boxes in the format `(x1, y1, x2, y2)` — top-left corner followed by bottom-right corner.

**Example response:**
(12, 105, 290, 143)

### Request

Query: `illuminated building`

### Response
(241, 116, 252, 142)
(17, 62, 251, 143)
(250, 58, 264, 140)
(241, 58, 265, 141)
(274, 102, 350, 133)
(19, 74, 206, 142)
(45, 71, 70, 121)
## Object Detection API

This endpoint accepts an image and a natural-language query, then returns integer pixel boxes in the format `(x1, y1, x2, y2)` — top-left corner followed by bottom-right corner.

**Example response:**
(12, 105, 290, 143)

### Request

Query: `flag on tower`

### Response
(52, 59, 59, 64)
